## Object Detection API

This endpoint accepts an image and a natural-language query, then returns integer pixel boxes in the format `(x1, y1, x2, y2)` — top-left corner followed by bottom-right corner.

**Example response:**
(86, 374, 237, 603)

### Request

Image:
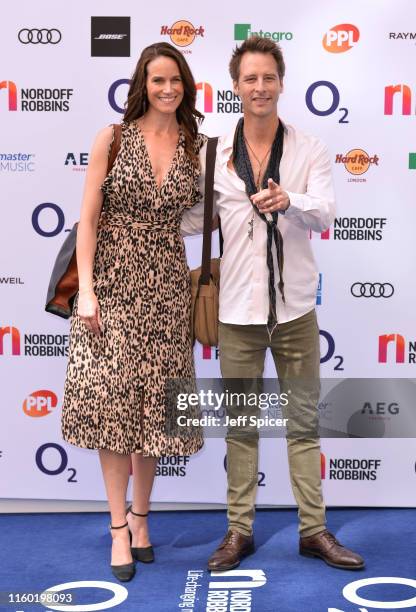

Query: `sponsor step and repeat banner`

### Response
(1, 1, 416, 506)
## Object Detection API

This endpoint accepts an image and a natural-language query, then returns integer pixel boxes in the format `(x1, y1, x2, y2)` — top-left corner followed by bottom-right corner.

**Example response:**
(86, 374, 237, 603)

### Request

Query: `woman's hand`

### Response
(77, 288, 103, 336)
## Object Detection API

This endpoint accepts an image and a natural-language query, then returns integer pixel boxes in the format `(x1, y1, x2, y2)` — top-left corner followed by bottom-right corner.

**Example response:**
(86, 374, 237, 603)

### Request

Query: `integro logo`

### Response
(160, 21, 204, 52)
(378, 334, 416, 364)
(234, 23, 293, 42)
(23, 390, 58, 417)
(196, 82, 242, 114)
(323, 24, 359, 53)
(0, 81, 74, 112)
(384, 84, 414, 115)
(320, 453, 381, 480)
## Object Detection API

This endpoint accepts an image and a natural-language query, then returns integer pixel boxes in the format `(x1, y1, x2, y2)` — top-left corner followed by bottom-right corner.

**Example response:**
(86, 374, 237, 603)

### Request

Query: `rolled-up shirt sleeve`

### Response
(284, 140, 336, 233)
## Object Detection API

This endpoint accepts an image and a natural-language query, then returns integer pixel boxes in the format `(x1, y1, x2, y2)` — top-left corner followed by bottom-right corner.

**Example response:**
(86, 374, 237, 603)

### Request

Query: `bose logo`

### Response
(94, 34, 127, 40)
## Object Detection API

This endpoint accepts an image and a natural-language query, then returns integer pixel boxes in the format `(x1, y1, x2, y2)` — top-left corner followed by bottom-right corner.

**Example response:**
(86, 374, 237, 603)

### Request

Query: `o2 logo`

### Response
(108, 78, 130, 114)
(32, 203, 71, 237)
(40, 581, 128, 612)
(306, 81, 349, 123)
(36, 443, 77, 482)
(330, 576, 416, 611)
(320, 330, 344, 371)
(224, 454, 265, 487)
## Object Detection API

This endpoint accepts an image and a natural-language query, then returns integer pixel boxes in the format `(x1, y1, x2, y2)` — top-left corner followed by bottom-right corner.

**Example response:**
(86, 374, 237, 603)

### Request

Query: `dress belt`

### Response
(99, 214, 180, 233)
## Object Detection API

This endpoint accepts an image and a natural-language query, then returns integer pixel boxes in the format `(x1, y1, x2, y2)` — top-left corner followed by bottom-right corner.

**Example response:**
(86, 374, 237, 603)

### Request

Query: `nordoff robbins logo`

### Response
(179, 569, 267, 610)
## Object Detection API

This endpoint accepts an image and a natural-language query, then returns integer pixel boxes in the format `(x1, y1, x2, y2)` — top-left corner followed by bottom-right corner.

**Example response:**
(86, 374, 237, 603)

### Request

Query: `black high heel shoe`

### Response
(109, 522, 136, 581)
(127, 505, 155, 563)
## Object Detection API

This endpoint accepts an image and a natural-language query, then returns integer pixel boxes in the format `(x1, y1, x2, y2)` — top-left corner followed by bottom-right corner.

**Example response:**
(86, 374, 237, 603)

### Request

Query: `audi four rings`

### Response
(350, 282, 394, 298)
(18, 29, 62, 44)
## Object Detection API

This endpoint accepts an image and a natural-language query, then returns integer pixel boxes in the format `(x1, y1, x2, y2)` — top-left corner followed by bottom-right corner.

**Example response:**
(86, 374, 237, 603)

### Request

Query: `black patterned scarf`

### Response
(232, 117, 285, 338)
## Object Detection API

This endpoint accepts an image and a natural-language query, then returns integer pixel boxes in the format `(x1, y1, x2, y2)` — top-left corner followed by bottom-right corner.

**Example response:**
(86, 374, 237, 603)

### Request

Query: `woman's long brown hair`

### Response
(124, 42, 204, 164)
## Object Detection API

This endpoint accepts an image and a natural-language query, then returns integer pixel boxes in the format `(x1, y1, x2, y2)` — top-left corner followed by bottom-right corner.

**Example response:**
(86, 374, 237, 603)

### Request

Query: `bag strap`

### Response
(200, 136, 219, 285)
(107, 124, 122, 174)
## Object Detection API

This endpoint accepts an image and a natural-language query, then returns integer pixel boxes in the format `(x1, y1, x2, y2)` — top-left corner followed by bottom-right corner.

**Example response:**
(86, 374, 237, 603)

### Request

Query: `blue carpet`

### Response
(1, 509, 416, 612)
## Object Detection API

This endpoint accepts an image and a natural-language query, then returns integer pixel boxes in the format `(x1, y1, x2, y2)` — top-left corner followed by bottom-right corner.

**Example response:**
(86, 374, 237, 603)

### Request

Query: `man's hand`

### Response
(250, 179, 290, 213)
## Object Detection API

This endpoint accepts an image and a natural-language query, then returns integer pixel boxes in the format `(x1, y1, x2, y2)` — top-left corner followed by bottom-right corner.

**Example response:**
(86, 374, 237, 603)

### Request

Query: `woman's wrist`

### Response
(79, 285, 94, 294)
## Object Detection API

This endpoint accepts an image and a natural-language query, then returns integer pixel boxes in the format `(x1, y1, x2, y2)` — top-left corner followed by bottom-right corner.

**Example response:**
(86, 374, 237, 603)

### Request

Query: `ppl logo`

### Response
(0, 326, 21, 355)
(196, 82, 213, 113)
(160, 21, 204, 49)
(0, 80, 18, 110)
(23, 390, 58, 417)
(384, 84, 414, 115)
(378, 334, 416, 364)
(320, 452, 326, 479)
(323, 24, 360, 53)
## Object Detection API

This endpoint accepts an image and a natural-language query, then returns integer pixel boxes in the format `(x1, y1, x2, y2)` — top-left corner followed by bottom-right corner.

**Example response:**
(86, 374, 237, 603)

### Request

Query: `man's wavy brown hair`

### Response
(229, 36, 285, 82)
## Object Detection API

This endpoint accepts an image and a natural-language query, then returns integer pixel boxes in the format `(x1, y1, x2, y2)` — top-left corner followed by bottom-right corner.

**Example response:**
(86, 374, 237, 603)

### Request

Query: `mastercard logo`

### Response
(323, 24, 360, 53)
(23, 390, 58, 417)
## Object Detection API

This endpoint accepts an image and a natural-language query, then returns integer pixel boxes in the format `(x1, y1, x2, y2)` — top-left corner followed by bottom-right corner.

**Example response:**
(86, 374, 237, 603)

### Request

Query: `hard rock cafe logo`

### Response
(160, 20, 205, 48)
(335, 149, 379, 176)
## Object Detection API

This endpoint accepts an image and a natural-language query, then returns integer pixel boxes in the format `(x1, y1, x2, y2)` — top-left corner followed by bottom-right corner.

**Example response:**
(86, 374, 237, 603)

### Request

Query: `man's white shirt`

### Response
(181, 122, 336, 325)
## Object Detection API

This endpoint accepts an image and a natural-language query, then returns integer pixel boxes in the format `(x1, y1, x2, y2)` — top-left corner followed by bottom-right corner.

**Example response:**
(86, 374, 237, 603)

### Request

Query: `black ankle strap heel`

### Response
(109, 522, 136, 582)
(126, 505, 149, 517)
(126, 506, 154, 563)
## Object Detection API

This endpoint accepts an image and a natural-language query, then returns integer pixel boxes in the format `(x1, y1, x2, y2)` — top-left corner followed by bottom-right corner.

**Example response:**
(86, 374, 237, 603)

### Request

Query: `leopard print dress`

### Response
(61, 122, 206, 456)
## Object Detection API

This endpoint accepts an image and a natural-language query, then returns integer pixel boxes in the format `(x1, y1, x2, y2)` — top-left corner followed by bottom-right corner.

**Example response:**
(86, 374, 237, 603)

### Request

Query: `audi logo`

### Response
(18, 28, 62, 45)
(351, 282, 394, 298)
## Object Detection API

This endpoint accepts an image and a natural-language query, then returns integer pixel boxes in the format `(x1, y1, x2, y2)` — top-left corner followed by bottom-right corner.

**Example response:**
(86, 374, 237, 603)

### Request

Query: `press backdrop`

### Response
(1, 0, 415, 506)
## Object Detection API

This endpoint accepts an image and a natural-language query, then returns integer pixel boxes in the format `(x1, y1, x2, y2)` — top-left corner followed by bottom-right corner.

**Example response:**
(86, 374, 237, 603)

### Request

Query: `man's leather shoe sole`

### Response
(300, 548, 365, 570)
(208, 543, 255, 571)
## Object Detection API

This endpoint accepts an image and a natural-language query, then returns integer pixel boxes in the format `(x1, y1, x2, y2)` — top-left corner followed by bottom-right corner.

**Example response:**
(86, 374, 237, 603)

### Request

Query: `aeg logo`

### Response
(23, 390, 58, 417)
(323, 24, 360, 53)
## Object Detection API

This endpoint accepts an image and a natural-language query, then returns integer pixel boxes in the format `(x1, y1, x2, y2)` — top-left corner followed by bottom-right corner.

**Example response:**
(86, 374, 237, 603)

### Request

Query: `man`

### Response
(182, 36, 364, 571)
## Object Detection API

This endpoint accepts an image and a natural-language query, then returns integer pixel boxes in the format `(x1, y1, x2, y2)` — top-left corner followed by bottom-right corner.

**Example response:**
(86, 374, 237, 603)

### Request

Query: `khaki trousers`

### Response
(219, 309, 326, 537)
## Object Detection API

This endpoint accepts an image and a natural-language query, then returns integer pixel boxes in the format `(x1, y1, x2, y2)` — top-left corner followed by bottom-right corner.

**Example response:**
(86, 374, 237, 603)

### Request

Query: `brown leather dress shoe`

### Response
(300, 529, 365, 570)
(208, 530, 255, 571)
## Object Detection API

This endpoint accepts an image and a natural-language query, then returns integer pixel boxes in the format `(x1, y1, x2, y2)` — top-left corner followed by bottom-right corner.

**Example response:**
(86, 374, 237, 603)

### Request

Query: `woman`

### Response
(61, 42, 205, 582)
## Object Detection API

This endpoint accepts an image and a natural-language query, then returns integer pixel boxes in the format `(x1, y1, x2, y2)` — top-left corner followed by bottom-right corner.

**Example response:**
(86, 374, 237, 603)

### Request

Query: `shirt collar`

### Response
(219, 118, 288, 162)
